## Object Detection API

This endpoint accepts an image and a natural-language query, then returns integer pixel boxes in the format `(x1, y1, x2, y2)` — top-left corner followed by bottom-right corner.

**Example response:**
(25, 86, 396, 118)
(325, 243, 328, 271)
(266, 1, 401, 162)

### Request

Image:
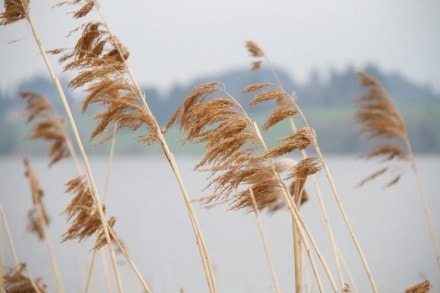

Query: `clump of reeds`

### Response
(167, 81, 342, 292)
(244, 41, 381, 292)
(50, 2, 216, 291)
(355, 71, 440, 271)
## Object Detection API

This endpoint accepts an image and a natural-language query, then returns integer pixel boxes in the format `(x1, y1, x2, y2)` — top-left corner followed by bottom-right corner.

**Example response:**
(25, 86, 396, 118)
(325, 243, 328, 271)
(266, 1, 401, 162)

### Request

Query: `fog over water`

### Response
(1, 155, 439, 292)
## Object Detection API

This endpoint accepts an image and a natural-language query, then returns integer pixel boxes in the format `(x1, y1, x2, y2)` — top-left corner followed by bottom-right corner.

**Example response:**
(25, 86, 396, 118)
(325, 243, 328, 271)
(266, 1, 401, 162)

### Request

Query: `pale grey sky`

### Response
(1, 0, 439, 92)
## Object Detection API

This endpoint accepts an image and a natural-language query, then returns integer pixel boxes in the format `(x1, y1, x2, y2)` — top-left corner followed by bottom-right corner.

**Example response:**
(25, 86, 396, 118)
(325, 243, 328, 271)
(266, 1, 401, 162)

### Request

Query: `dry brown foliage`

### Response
(21, 91, 70, 166)
(23, 158, 51, 240)
(3, 263, 47, 293)
(53, 16, 158, 145)
(405, 280, 432, 293)
(355, 71, 409, 188)
(0, 0, 29, 25)
(245, 40, 264, 70)
(168, 82, 311, 212)
(62, 176, 116, 250)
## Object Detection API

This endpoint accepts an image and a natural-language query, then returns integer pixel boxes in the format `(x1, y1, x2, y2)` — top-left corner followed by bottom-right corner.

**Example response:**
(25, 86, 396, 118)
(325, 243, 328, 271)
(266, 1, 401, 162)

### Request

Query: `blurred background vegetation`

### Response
(1, 63, 439, 156)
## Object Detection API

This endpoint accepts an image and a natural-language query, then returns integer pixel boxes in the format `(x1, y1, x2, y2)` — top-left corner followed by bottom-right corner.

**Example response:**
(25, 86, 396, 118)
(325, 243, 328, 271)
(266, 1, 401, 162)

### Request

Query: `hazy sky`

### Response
(1, 0, 439, 92)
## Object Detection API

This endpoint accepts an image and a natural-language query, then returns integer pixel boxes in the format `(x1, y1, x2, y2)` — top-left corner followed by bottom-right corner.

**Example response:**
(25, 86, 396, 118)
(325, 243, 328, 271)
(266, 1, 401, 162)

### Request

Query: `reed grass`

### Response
(355, 71, 440, 272)
(1, 1, 436, 292)
(245, 40, 351, 291)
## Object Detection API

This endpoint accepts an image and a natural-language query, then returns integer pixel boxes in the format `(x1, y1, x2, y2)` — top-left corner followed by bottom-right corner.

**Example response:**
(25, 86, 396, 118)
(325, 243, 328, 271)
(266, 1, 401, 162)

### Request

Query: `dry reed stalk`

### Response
(1, 1, 126, 290)
(286, 89, 378, 292)
(247, 188, 282, 293)
(0, 206, 46, 293)
(84, 123, 118, 293)
(51, 2, 217, 291)
(23, 158, 64, 293)
(245, 40, 349, 289)
(168, 83, 339, 292)
(356, 72, 440, 271)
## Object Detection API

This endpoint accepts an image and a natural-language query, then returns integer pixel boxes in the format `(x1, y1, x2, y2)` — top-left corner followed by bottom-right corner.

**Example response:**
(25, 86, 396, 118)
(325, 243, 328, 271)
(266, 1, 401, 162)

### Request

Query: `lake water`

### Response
(1, 154, 439, 292)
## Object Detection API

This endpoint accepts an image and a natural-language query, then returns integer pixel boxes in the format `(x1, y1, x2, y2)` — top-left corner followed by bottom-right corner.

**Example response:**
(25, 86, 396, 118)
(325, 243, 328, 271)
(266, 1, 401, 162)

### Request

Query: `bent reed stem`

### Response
(93, 4, 217, 292)
(252, 122, 338, 292)
(404, 139, 440, 272)
(257, 45, 348, 289)
(248, 188, 282, 293)
(21, 8, 124, 292)
(289, 99, 378, 292)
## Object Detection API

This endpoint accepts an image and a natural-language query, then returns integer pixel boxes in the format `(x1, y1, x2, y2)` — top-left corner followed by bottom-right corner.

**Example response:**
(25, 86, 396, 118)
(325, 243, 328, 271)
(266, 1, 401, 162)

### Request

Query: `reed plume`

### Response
(356, 71, 440, 271)
(21, 92, 70, 166)
(245, 40, 378, 291)
(52, 2, 215, 291)
(168, 82, 314, 212)
(0, 0, 29, 25)
(23, 158, 50, 239)
(405, 280, 432, 293)
(3, 263, 47, 293)
(62, 176, 116, 250)
(23, 158, 64, 292)
(355, 71, 408, 187)
(168, 82, 339, 291)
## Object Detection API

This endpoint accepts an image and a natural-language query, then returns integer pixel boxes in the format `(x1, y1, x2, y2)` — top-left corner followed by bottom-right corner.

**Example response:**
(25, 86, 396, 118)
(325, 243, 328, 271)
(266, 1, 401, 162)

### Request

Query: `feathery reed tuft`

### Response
(169, 82, 306, 212)
(405, 280, 432, 293)
(21, 91, 70, 166)
(245, 40, 264, 70)
(53, 19, 157, 144)
(355, 71, 409, 187)
(62, 176, 116, 250)
(3, 263, 47, 293)
(0, 0, 29, 25)
(23, 158, 50, 240)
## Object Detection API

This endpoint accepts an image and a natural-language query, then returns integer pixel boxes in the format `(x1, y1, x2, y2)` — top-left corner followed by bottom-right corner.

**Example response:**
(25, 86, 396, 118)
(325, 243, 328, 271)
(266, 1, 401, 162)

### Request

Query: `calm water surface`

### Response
(1, 154, 439, 292)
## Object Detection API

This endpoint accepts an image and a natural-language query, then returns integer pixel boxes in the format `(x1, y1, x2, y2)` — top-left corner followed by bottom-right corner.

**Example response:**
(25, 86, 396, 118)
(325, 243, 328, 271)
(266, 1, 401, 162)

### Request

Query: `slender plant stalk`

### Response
(288, 118, 346, 288)
(248, 188, 282, 293)
(404, 140, 440, 271)
(20, 7, 124, 292)
(252, 122, 338, 292)
(0, 205, 42, 293)
(33, 199, 64, 292)
(288, 104, 378, 292)
(253, 44, 348, 289)
(0, 218, 4, 293)
(92, 4, 217, 292)
(84, 123, 118, 293)
(0, 205, 19, 266)
(292, 183, 303, 293)
(101, 249, 114, 293)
